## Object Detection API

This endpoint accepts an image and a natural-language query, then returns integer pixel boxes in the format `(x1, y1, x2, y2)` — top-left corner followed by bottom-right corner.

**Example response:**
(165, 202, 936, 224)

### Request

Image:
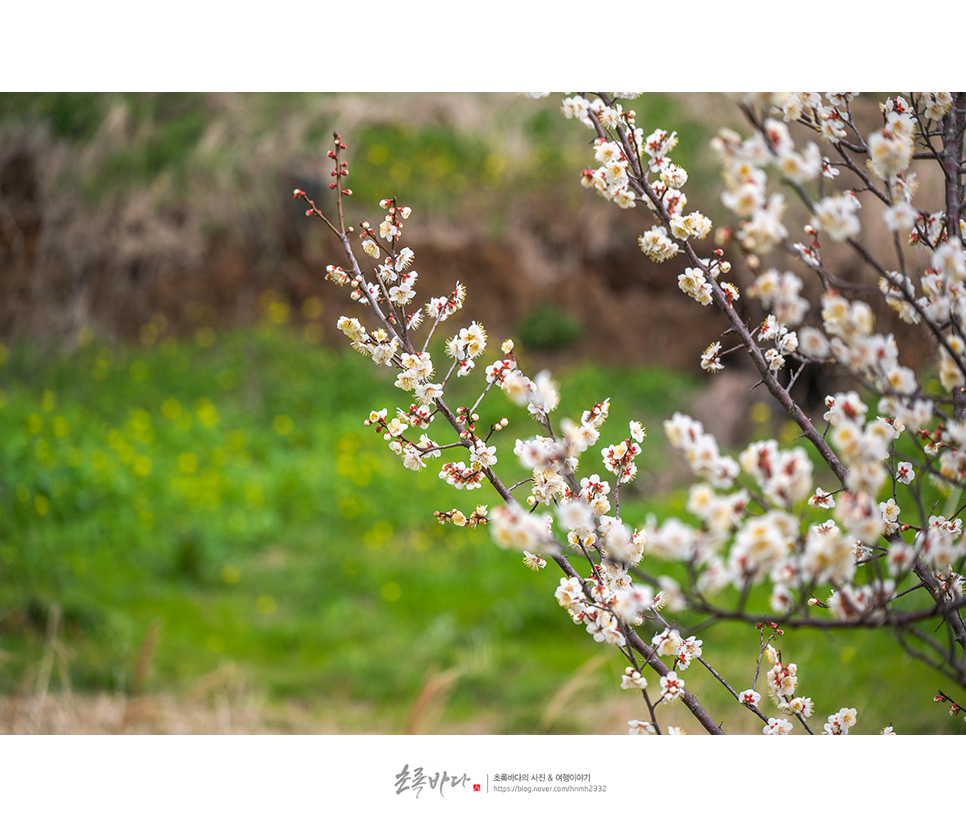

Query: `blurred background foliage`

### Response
(0, 316, 707, 731)
(0, 93, 959, 733)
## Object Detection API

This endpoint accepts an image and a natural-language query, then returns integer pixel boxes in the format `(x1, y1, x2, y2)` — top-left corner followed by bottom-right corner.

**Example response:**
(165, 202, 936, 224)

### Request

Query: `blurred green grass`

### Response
(1, 311, 961, 734)
(0, 305, 696, 731)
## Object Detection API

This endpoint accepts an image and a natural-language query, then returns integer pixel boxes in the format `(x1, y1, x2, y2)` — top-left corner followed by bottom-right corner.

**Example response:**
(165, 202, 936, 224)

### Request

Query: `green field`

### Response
(0, 311, 961, 735)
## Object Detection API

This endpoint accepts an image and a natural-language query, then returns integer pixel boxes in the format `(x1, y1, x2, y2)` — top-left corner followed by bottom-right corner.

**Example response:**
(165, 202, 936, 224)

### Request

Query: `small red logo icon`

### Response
(473, 784, 481, 792)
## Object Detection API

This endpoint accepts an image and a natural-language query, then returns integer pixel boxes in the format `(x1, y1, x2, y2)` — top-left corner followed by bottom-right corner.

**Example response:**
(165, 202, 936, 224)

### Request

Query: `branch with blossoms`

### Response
(297, 131, 739, 736)
(300, 91, 966, 734)
(560, 93, 966, 690)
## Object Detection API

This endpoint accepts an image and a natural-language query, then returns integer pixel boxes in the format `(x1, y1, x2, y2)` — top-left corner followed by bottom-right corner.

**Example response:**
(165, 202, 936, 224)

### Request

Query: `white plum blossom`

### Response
(763, 717, 794, 735)
(739, 689, 761, 708)
(812, 192, 861, 241)
(659, 671, 686, 704)
(896, 461, 915, 484)
(652, 627, 684, 658)
(621, 667, 647, 691)
(527, 370, 560, 419)
(522, 552, 547, 571)
(490, 503, 554, 554)
(823, 707, 858, 735)
(802, 523, 858, 586)
(638, 226, 680, 262)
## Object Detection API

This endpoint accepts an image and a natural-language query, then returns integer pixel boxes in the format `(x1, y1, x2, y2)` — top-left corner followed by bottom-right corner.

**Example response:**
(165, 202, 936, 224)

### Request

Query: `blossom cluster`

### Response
(764, 646, 813, 719)
(575, 94, 966, 629)
(562, 95, 713, 265)
(651, 626, 703, 670)
(648, 403, 917, 619)
(554, 574, 630, 647)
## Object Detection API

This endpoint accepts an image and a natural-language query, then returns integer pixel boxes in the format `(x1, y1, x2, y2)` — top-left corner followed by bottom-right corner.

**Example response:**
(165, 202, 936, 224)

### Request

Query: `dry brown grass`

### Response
(0, 601, 755, 736)
(2, 688, 755, 735)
